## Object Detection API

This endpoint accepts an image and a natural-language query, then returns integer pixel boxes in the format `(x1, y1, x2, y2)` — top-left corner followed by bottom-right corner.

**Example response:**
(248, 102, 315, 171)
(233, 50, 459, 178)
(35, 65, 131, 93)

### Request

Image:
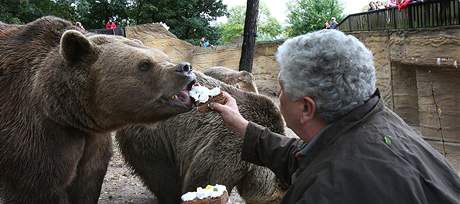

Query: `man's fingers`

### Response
(221, 91, 236, 104)
(221, 91, 232, 98)
(209, 102, 227, 113)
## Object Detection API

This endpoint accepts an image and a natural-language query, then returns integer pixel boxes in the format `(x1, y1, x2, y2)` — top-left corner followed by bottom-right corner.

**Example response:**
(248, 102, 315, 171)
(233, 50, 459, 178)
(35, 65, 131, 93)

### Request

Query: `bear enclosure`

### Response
(98, 2, 460, 202)
(124, 1, 460, 173)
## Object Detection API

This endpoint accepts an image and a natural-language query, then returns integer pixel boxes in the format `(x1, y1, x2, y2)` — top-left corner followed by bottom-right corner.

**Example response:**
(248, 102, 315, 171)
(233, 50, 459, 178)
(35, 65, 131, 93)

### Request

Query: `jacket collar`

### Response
(296, 89, 384, 169)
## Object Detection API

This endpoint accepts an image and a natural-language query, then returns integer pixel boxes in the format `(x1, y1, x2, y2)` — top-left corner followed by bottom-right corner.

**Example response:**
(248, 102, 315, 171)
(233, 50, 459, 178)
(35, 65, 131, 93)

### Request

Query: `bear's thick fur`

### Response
(116, 72, 286, 204)
(204, 66, 259, 94)
(0, 16, 196, 204)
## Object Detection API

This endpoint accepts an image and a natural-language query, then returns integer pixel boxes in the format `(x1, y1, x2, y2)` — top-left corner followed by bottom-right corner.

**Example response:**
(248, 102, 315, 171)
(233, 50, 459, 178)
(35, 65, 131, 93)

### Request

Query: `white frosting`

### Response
(189, 86, 221, 103)
(196, 187, 209, 199)
(181, 192, 197, 201)
(181, 184, 227, 201)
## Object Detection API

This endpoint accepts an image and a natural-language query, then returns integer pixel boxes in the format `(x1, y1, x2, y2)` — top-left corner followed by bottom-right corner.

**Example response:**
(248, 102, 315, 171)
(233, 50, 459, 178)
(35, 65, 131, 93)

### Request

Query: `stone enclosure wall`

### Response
(125, 24, 460, 172)
(351, 28, 460, 171)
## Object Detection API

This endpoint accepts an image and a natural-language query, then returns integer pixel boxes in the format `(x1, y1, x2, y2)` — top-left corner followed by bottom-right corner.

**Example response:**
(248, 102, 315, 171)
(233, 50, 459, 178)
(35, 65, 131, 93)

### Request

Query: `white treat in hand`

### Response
(189, 85, 221, 104)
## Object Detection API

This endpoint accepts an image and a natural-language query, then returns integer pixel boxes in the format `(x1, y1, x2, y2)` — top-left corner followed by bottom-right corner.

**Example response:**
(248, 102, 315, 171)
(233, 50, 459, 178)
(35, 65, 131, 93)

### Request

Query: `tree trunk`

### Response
(239, 0, 259, 73)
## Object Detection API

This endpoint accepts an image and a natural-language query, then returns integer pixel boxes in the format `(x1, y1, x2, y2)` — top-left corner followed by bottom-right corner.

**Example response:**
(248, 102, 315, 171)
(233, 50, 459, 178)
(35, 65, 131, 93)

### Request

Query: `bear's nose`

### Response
(176, 62, 192, 73)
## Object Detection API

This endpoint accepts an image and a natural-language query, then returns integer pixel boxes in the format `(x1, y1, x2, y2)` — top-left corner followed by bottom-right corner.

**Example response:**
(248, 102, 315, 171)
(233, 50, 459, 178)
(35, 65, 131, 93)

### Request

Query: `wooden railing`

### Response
(338, 0, 460, 32)
(89, 28, 125, 37)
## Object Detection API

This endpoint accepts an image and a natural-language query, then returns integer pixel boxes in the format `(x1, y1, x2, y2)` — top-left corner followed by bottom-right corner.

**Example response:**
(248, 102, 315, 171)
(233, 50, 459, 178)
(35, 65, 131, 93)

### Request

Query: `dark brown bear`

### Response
(0, 16, 196, 204)
(116, 72, 287, 204)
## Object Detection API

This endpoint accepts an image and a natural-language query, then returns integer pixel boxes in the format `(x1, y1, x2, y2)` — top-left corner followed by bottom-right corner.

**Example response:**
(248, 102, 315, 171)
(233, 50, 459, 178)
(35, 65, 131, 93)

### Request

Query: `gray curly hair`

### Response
(276, 30, 376, 123)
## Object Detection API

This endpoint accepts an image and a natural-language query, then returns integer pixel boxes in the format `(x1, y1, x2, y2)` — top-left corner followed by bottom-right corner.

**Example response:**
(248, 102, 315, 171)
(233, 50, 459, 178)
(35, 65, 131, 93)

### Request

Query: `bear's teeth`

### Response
(171, 95, 178, 100)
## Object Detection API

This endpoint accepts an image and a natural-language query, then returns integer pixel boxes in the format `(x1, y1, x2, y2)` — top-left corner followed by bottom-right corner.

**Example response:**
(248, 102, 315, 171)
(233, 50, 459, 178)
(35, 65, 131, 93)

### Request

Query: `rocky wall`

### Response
(191, 41, 282, 96)
(125, 23, 194, 63)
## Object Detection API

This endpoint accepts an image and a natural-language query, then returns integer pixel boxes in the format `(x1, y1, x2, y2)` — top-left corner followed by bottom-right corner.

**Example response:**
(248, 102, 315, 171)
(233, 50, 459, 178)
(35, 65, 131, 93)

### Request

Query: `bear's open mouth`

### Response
(169, 80, 196, 108)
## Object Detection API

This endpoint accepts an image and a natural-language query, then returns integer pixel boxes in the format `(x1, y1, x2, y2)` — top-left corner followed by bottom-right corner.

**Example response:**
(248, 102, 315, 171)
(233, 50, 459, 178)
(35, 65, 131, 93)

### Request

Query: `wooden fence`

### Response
(89, 28, 125, 37)
(338, 0, 460, 32)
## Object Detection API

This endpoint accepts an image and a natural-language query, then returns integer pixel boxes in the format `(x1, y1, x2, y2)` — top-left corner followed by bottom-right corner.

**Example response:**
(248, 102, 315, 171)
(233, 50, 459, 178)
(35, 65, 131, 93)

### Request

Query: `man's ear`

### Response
(60, 30, 99, 65)
(300, 96, 316, 124)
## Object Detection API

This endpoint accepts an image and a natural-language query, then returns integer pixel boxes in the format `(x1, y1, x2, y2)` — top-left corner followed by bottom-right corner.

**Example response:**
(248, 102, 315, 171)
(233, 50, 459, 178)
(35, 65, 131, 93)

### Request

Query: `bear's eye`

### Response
(138, 62, 152, 72)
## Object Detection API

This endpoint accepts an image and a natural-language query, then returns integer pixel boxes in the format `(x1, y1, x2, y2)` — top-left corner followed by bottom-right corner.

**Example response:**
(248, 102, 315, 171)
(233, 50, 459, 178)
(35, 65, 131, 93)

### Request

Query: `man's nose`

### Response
(176, 62, 192, 73)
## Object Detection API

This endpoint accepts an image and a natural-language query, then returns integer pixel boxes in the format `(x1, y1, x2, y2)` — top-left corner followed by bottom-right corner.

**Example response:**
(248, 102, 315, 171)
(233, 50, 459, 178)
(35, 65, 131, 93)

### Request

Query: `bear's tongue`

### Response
(175, 90, 193, 107)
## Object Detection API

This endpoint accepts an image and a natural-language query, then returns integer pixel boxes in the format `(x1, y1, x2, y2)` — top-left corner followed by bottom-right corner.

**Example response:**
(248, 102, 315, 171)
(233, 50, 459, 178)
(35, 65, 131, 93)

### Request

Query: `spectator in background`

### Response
(398, 0, 412, 10)
(119, 19, 126, 30)
(368, 1, 377, 11)
(200, 36, 210, 48)
(105, 19, 112, 30)
(377, 1, 386, 9)
(369, 1, 387, 11)
(324, 21, 330, 29)
(387, 0, 399, 7)
(111, 21, 117, 29)
(329, 17, 338, 29)
(75, 22, 85, 32)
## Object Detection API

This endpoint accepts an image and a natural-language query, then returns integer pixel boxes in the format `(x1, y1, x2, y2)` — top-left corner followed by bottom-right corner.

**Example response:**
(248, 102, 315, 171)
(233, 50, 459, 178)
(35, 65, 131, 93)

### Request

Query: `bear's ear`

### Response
(239, 70, 254, 81)
(60, 30, 98, 64)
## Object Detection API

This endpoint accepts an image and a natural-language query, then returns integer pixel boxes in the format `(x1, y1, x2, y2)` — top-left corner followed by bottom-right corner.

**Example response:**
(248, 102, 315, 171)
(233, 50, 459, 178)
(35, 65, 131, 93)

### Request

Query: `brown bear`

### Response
(0, 16, 196, 204)
(203, 66, 259, 94)
(116, 72, 287, 204)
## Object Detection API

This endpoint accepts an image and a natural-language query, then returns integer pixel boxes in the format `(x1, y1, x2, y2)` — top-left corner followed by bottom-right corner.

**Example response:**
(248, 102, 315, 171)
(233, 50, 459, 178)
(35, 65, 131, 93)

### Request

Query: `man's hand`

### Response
(209, 91, 249, 137)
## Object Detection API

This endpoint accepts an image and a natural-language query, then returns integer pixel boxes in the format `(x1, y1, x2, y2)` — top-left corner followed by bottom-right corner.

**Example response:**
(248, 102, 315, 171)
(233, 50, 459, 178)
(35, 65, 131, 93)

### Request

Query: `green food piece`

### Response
(384, 135, 392, 145)
(213, 187, 218, 192)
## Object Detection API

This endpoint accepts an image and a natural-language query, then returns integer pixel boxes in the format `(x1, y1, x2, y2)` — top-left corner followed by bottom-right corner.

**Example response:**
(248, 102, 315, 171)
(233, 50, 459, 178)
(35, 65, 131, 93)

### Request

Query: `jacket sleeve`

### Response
(241, 121, 305, 185)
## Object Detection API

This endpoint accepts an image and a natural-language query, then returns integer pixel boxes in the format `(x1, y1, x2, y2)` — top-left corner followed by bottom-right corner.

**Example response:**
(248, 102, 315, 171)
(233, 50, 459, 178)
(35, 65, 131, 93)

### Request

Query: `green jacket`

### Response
(242, 91, 460, 204)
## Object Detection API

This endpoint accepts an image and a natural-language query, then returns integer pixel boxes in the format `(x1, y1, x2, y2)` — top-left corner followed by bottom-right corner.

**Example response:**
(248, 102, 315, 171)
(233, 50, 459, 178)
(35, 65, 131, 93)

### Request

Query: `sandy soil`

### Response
(98, 136, 155, 204)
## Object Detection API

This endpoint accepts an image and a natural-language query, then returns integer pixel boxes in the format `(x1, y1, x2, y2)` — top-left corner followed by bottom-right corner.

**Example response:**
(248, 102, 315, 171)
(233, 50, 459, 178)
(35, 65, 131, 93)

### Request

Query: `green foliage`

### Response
(0, 0, 77, 24)
(127, 0, 227, 45)
(75, 0, 131, 29)
(287, 0, 344, 36)
(218, 4, 282, 44)
(0, 0, 227, 45)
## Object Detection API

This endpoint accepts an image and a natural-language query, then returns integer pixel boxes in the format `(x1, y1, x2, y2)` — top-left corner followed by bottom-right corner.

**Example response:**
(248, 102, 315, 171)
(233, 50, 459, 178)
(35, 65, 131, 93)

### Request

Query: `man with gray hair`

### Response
(211, 30, 460, 203)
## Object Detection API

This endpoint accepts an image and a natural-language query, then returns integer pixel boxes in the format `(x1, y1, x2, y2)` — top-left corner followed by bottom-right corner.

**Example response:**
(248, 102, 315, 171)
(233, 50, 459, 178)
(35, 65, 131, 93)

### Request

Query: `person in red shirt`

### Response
(105, 19, 112, 30)
(111, 21, 117, 29)
(398, 0, 411, 10)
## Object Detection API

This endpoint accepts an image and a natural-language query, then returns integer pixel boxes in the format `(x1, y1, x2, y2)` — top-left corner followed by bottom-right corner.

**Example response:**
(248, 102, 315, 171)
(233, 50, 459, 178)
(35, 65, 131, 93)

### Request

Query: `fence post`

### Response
(457, 0, 460, 25)
(367, 13, 371, 31)
(407, 5, 414, 28)
(393, 8, 397, 29)
(348, 17, 352, 32)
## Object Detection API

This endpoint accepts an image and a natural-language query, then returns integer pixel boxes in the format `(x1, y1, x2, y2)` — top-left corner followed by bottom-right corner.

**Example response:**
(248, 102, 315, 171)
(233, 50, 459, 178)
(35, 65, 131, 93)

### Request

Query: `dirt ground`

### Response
(95, 85, 294, 203)
(98, 93, 281, 204)
(98, 135, 246, 204)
